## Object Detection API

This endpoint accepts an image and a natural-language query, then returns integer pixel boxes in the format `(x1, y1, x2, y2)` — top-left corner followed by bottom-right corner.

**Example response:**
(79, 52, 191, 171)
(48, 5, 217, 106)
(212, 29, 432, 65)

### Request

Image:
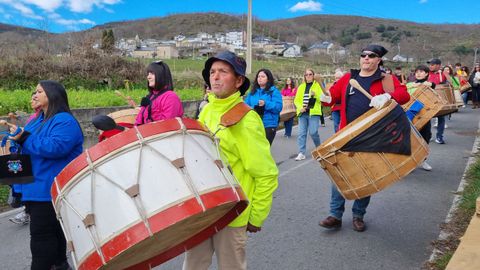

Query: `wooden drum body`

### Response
(401, 85, 444, 130)
(279, 96, 296, 122)
(107, 108, 140, 125)
(312, 101, 429, 200)
(434, 85, 458, 117)
(52, 118, 248, 270)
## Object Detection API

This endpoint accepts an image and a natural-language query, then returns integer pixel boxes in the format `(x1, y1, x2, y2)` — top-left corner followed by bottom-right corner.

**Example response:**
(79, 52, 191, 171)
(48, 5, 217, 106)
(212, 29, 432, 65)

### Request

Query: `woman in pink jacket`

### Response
(281, 77, 297, 138)
(135, 61, 183, 125)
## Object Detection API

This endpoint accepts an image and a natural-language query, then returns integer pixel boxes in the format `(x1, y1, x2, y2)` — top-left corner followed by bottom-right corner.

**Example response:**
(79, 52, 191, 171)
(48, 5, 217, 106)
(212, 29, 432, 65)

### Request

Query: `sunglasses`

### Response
(360, 53, 379, 59)
(305, 73, 314, 76)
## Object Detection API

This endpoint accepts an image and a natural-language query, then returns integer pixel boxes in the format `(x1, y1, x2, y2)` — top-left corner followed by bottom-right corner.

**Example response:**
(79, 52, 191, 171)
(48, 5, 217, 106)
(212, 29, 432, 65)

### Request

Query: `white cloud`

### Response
(53, 17, 95, 26)
(22, 0, 62, 12)
(12, 2, 43, 19)
(419, 0, 428, 3)
(289, 0, 322, 12)
(68, 0, 121, 13)
(0, 0, 121, 14)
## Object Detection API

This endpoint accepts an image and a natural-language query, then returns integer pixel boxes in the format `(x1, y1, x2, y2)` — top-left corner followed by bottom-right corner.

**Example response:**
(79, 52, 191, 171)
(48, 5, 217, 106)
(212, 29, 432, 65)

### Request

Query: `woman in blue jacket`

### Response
(245, 69, 283, 145)
(9, 80, 83, 270)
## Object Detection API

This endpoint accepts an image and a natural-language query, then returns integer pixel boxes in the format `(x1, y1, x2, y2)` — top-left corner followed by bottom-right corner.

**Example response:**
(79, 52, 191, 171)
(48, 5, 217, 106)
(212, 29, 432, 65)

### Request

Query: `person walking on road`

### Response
(293, 68, 324, 161)
(406, 65, 436, 171)
(427, 58, 448, 144)
(183, 51, 278, 270)
(319, 45, 410, 232)
(245, 68, 283, 145)
(281, 77, 297, 138)
(469, 63, 480, 109)
(8, 80, 83, 270)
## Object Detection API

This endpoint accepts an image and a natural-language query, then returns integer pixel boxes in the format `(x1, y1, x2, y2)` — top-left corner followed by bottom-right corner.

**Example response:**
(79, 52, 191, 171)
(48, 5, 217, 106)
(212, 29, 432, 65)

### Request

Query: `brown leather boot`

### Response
(319, 216, 342, 229)
(352, 217, 366, 232)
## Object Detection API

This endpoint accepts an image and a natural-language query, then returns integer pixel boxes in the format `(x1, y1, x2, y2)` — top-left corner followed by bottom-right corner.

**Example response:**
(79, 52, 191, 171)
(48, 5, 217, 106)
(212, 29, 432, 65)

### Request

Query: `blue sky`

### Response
(0, 0, 479, 33)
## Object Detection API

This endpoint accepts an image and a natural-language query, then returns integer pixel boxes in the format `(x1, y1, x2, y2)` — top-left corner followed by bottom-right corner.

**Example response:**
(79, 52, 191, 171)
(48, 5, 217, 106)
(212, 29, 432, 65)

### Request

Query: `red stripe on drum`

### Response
(126, 187, 248, 270)
(78, 187, 247, 270)
(78, 250, 103, 270)
(53, 119, 209, 197)
(53, 152, 88, 194)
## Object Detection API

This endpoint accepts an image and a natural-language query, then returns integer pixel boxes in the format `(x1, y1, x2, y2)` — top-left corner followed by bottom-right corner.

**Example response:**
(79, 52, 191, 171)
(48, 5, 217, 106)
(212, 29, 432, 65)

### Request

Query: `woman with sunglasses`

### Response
(293, 68, 324, 161)
(135, 61, 183, 125)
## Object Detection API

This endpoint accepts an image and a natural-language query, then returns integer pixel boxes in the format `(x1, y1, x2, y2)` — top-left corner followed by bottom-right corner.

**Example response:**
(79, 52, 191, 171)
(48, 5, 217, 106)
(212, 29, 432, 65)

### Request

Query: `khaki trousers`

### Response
(182, 226, 247, 270)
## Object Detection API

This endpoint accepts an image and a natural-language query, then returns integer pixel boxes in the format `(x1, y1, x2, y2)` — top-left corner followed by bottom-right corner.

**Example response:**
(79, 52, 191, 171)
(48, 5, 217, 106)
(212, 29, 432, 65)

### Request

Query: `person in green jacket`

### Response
(293, 68, 324, 161)
(183, 51, 279, 270)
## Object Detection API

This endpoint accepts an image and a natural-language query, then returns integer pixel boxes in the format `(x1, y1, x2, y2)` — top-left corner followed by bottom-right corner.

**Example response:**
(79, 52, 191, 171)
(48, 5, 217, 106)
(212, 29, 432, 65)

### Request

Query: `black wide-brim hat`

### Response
(202, 51, 250, 96)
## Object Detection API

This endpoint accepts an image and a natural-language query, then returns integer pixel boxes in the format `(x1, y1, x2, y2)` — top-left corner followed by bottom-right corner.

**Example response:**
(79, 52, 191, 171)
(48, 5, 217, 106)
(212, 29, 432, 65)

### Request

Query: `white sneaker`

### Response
(9, 211, 30, 225)
(421, 161, 432, 171)
(295, 153, 306, 161)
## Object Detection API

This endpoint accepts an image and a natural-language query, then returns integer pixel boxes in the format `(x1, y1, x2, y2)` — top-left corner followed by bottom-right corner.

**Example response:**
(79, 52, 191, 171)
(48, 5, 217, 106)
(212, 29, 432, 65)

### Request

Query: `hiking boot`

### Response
(319, 216, 342, 229)
(352, 217, 366, 232)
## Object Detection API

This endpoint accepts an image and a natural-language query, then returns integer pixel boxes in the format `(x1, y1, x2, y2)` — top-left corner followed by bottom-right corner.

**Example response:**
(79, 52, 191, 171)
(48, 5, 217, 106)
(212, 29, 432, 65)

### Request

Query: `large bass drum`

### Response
(52, 118, 248, 270)
(312, 101, 429, 200)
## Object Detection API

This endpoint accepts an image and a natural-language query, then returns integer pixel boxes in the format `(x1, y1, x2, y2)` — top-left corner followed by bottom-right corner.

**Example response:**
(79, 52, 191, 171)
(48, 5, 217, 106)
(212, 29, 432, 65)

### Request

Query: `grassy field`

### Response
(0, 87, 204, 115)
(0, 57, 346, 115)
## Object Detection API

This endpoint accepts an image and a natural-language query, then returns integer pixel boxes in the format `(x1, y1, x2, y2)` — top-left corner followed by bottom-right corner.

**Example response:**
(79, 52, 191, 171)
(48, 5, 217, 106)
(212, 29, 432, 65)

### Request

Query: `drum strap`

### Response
(381, 73, 394, 94)
(220, 102, 252, 127)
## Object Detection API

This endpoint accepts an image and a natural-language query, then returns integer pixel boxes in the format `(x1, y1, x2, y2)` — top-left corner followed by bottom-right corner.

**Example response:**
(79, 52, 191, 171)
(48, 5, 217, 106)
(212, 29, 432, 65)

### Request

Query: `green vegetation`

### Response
(0, 87, 204, 115)
(429, 158, 480, 270)
(459, 161, 480, 212)
(432, 252, 454, 270)
(0, 185, 8, 208)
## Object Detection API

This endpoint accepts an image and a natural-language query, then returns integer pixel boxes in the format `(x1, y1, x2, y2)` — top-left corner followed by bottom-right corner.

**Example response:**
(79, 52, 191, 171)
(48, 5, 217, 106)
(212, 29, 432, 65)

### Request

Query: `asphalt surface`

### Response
(1, 107, 479, 270)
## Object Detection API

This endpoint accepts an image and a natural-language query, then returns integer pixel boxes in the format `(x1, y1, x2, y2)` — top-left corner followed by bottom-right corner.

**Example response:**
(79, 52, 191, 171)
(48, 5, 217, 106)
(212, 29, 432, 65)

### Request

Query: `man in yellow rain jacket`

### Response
(183, 51, 279, 270)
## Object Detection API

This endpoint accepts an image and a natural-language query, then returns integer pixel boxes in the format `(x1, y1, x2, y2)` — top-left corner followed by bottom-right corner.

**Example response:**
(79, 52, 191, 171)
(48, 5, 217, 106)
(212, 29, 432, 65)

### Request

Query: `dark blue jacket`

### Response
(15, 112, 83, 201)
(245, 86, 283, 128)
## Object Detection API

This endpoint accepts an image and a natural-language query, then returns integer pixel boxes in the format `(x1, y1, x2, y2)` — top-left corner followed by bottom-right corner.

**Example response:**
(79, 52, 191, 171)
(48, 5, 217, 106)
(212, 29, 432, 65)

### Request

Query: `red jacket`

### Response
(325, 69, 410, 130)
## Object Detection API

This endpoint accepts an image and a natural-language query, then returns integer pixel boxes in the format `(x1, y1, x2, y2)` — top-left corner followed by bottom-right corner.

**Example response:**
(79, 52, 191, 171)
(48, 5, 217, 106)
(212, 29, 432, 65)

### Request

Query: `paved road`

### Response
(1, 108, 479, 270)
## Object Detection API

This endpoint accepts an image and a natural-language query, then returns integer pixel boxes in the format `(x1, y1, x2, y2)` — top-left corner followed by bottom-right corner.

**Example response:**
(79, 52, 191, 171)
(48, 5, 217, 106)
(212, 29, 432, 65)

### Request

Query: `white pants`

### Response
(182, 226, 248, 270)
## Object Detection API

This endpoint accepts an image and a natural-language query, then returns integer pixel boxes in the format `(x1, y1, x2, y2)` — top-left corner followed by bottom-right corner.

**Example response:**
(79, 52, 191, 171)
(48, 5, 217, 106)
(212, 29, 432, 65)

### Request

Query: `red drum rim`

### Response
(52, 118, 208, 202)
(77, 186, 247, 270)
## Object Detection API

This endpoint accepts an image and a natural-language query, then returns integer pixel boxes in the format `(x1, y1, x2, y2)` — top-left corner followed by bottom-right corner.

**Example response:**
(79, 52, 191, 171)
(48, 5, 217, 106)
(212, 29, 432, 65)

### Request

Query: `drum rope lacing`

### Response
(133, 125, 155, 236)
(175, 118, 207, 212)
(56, 119, 245, 267)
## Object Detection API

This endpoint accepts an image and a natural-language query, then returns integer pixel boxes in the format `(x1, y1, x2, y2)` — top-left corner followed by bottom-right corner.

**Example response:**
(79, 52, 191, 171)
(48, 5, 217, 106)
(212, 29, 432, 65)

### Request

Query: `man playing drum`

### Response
(319, 44, 410, 232)
(182, 51, 279, 270)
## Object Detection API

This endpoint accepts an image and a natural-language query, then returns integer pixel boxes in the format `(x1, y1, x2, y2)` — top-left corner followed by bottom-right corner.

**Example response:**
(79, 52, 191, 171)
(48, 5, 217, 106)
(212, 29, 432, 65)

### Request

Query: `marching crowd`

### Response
(3, 44, 480, 270)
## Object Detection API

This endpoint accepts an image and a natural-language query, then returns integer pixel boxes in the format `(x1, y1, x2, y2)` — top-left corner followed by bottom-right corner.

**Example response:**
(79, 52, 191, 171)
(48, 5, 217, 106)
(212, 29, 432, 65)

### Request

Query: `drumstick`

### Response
(349, 79, 373, 100)
(114, 90, 136, 107)
(8, 112, 17, 125)
(0, 120, 16, 128)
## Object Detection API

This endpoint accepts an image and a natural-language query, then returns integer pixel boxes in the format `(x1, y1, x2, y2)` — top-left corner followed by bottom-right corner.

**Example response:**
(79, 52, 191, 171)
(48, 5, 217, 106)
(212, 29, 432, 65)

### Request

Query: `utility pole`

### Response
(246, 0, 252, 75)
